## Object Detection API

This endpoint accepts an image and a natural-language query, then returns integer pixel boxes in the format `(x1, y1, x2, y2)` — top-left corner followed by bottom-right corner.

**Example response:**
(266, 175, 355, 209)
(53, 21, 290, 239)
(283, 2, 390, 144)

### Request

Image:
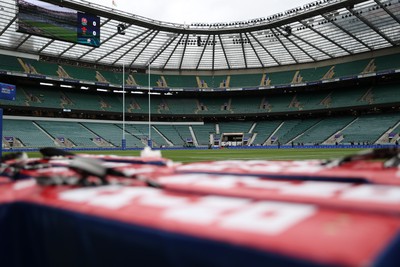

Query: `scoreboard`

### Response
(76, 12, 100, 47)
(17, 0, 100, 47)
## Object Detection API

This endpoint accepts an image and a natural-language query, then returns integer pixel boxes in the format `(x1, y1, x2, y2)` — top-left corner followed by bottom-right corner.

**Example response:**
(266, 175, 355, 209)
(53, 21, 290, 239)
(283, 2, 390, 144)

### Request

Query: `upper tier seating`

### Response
(2, 83, 399, 116)
(2, 53, 400, 89)
(229, 74, 263, 88)
(0, 54, 24, 72)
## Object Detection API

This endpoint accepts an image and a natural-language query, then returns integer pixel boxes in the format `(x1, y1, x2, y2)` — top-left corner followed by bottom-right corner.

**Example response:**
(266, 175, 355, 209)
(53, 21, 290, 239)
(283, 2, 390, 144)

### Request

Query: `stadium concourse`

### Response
(1, 0, 400, 266)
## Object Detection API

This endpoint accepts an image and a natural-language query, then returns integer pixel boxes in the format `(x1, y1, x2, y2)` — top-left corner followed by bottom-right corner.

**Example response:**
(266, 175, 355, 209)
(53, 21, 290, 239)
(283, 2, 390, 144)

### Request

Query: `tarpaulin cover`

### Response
(0, 152, 399, 267)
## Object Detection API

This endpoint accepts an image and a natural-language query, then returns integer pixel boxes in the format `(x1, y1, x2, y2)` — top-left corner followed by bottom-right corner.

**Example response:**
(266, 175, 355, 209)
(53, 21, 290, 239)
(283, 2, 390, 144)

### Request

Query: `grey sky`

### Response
(89, 0, 313, 24)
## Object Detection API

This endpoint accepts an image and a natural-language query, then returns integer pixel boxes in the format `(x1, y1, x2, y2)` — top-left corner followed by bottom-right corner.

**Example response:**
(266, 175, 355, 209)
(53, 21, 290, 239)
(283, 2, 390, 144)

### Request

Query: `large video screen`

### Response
(17, 0, 100, 47)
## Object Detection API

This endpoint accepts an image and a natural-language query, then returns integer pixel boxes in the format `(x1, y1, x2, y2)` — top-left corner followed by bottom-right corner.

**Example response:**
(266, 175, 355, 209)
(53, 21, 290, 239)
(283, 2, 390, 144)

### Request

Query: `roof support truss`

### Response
(299, 20, 352, 55)
(196, 35, 211, 70)
(218, 35, 231, 69)
(113, 29, 155, 65)
(346, 6, 396, 46)
(271, 28, 298, 64)
(162, 34, 184, 69)
(320, 13, 372, 51)
(244, 32, 264, 68)
(248, 32, 280, 65)
(147, 35, 178, 66)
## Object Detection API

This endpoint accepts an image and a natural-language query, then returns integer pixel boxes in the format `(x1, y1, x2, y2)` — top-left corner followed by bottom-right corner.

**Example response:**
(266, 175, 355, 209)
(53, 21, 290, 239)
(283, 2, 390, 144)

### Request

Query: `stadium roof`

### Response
(0, 0, 399, 71)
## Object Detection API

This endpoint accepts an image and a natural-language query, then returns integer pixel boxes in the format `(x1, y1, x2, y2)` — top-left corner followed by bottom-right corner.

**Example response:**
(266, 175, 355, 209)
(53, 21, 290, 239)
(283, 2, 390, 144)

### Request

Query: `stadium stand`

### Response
(3, 119, 54, 147)
(372, 84, 400, 104)
(96, 70, 122, 85)
(3, 2, 400, 267)
(271, 119, 321, 145)
(123, 96, 175, 115)
(152, 125, 181, 145)
(4, 112, 400, 149)
(340, 114, 400, 145)
(329, 86, 371, 108)
(229, 97, 262, 114)
(61, 65, 98, 81)
(82, 122, 143, 147)
(218, 121, 253, 134)
(164, 75, 198, 88)
(229, 74, 263, 88)
(173, 125, 195, 145)
(197, 75, 228, 88)
(300, 66, 332, 82)
(388, 123, 400, 144)
(251, 120, 282, 145)
(268, 70, 297, 85)
(391, 123, 400, 135)
(0, 3, 400, 150)
(20, 86, 65, 109)
(264, 94, 294, 112)
(3, 83, 400, 117)
(62, 90, 105, 111)
(294, 116, 356, 145)
(125, 96, 143, 113)
(153, 125, 189, 146)
(333, 58, 371, 78)
(374, 53, 400, 71)
(191, 123, 215, 146)
(22, 58, 58, 76)
(113, 124, 148, 147)
(162, 98, 198, 114)
(2, 52, 400, 90)
(98, 94, 123, 113)
(125, 124, 169, 147)
(0, 55, 24, 72)
(196, 97, 232, 114)
(133, 73, 162, 87)
(36, 121, 100, 148)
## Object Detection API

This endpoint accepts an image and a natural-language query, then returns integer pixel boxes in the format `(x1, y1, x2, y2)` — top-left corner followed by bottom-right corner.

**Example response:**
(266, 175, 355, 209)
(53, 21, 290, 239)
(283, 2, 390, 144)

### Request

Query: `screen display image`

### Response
(17, 0, 100, 47)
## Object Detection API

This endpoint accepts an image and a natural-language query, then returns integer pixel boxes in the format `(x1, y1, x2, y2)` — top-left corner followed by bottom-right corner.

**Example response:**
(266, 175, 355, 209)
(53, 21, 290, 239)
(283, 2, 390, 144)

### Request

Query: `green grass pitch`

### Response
(22, 148, 365, 163)
(24, 20, 77, 43)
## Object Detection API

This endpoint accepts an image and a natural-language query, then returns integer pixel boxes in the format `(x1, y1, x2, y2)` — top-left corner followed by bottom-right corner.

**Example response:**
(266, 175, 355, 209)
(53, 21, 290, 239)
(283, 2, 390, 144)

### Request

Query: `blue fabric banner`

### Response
(0, 83, 16, 101)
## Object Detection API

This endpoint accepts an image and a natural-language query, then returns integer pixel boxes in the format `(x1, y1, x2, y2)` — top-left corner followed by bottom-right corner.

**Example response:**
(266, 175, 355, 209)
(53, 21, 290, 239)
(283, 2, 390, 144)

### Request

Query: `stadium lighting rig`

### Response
(283, 26, 292, 36)
(117, 23, 127, 35)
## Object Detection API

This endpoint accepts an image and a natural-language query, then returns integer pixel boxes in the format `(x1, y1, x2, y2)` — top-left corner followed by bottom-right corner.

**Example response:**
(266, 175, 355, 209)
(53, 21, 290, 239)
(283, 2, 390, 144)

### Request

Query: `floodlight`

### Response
(117, 24, 126, 35)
